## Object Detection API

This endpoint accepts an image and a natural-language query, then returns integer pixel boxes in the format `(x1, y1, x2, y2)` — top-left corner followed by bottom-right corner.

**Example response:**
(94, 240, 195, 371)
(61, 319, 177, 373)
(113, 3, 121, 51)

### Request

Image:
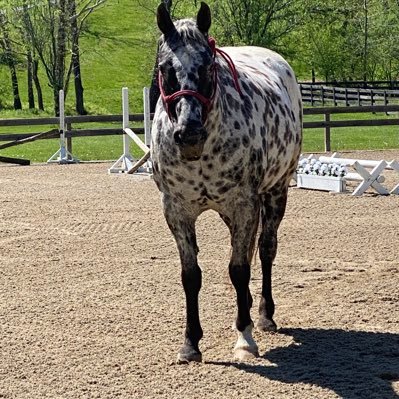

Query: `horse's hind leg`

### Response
(228, 204, 260, 361)
(163, 198, 203, 363)
(258, 183, 289, 332)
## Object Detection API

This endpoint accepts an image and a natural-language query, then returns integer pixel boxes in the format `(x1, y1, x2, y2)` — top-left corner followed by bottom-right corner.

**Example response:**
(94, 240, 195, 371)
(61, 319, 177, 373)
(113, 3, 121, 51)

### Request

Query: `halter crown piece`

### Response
(159, 37, 242, 122)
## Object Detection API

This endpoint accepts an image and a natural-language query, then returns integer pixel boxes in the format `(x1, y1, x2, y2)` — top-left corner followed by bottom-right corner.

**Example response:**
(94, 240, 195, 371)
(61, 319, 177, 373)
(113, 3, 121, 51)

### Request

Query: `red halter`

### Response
(159, 37, 242, 123)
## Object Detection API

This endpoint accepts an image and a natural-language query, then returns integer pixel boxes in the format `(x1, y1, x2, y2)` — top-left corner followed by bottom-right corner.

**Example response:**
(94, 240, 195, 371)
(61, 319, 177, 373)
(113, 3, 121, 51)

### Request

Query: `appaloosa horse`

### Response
(151, 2, 302, 363)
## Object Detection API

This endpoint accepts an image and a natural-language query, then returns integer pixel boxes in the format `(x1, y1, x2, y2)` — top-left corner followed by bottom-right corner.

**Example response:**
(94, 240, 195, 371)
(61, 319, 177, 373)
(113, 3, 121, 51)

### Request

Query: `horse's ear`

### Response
(157, 3, 175, 36)
(196, 2, 211, 34)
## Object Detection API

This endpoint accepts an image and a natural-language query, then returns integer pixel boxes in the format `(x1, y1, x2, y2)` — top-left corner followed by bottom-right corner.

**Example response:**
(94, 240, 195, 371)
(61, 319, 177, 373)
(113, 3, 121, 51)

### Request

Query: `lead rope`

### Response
(208, 37, 243, 97)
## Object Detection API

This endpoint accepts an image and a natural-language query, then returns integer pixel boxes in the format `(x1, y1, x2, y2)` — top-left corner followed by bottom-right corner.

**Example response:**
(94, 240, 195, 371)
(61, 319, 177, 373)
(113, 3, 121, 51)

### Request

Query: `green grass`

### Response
(0, 134, 145, 163)
(302, 111, 399, 152)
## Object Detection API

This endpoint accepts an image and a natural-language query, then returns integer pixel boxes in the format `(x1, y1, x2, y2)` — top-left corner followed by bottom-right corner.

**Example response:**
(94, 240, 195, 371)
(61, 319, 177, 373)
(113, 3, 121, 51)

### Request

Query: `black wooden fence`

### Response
(300, 80, 399, 90)
(299, 84, 399, 106)
(0, 104, 399, 163)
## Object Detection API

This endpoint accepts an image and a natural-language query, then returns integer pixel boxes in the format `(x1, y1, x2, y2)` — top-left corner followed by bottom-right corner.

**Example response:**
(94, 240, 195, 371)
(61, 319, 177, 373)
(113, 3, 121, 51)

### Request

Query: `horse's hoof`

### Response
(257, 317, 277, 332)
(234, 347, 259, 362)
(177, 346, 202, 364)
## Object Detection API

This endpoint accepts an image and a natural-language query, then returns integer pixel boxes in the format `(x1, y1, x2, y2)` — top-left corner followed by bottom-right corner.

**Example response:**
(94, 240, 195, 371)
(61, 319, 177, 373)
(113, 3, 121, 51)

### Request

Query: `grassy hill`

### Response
(0, 0, 158, 116)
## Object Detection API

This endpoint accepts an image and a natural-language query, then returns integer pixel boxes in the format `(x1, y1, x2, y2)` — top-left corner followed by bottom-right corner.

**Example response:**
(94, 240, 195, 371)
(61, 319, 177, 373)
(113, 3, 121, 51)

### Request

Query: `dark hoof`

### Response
(257, 317, 277, 332)
(177, 345, 202, 364)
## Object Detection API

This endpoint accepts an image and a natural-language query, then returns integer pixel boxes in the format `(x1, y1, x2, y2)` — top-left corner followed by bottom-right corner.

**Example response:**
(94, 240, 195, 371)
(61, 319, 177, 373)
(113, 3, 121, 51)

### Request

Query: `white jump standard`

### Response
(297, 152, 399, 195)
(47, 90, 79, 164)
(108, 87, 151, 174)
(319, 153, 399, 195)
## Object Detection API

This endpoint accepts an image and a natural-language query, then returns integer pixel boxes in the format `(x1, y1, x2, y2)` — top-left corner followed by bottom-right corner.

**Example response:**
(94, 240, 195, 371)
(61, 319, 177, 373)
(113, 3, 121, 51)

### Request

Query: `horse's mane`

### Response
(170, 19, 208, 46)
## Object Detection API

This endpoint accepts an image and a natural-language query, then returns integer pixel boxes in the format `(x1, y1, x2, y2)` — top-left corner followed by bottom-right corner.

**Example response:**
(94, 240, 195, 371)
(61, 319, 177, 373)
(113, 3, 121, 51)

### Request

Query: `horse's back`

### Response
(220, 46, 302, 190)
(222, 46, 301, 111)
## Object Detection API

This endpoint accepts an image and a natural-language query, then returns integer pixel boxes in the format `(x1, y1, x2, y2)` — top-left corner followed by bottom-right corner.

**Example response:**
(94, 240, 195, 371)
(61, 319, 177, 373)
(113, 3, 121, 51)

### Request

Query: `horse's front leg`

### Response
(163, 198, 203, 363)
(229, 204, 260, 361)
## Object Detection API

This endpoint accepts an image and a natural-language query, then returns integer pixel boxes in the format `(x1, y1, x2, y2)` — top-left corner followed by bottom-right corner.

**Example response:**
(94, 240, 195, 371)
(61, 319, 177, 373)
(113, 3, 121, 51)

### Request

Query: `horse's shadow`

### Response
(207, 328, 399, 399)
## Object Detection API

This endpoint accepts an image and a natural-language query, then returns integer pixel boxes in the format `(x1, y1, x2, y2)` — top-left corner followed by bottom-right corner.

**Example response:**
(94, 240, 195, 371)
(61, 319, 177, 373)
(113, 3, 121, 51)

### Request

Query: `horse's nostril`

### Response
(174, 126, 207, 147)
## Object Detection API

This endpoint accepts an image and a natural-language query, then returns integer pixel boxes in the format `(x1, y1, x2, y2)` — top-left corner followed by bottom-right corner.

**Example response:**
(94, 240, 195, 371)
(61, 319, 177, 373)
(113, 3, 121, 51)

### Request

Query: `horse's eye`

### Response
(162, 67, 179, 94)
(198, 65, 209, 81)
(159, 62, 167, 75)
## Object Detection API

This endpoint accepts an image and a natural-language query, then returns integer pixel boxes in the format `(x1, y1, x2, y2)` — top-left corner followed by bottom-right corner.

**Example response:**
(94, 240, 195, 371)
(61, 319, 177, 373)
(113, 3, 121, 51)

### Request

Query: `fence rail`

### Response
(299, 84, 399, 107)
(299, 80, 399, 90)
(0, 105, 398, 158)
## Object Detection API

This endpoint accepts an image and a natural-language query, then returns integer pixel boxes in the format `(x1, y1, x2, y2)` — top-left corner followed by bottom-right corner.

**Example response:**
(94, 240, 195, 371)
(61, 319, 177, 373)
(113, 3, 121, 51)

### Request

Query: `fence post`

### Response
(321, 86, 325, 106)
(324, 112, 331, 152)
(310, 85, 314, 106)
(333, 87, 337, 106)
(66, 122, 72, 160)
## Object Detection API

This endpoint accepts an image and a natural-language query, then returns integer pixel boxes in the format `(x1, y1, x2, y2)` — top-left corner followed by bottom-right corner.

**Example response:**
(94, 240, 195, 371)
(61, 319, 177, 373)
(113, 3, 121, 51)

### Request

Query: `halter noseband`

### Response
(158, 37, 242, 123)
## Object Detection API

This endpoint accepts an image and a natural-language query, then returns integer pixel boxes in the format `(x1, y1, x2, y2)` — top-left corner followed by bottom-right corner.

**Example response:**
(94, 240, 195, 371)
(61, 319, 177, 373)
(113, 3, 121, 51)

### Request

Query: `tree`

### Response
(148, 0, 173, 112)
(0, 10, 22, 110)
(67, 0, 107, 115)
(8, 0, 106, 115)
(211, 0, 302, 51)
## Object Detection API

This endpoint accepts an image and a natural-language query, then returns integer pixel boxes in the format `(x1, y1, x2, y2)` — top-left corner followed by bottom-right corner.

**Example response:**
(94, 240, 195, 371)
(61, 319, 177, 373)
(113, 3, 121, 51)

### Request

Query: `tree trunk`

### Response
(149, 43, 161, 113)
(33, 59, 44, 111)
(27, 50, 35, 109)
(69, 0, 87, 115)
(0, 13, 22, 110)
(149, 0, 173, 112)
(363, 0, 369, 84)
(10, 63, 22, 110)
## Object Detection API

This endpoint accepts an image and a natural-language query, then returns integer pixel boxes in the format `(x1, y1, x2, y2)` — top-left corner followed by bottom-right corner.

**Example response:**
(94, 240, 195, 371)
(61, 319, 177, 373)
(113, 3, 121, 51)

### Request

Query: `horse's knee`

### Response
(259, 231, 277, 263)
(229, 262, 250, 290)
(181, 264, 202, 294)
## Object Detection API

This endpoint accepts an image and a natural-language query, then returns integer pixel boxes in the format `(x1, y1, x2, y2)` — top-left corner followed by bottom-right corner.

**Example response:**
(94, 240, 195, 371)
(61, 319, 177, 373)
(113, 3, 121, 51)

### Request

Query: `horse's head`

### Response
(157, 2, 214, 161)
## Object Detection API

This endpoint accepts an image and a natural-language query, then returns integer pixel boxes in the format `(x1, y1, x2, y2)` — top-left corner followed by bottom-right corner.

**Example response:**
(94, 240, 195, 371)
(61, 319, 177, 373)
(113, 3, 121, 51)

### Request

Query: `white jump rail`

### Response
(108, 87, 151, 174)
(318, 152, 399, 195)
(48, 90, 79, 164)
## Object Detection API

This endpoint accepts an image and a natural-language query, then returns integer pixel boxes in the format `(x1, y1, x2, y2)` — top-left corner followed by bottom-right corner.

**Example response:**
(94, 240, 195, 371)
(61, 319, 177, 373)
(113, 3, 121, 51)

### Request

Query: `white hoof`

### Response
(234, 347, 259, 361)
(233, 324, 259, 361)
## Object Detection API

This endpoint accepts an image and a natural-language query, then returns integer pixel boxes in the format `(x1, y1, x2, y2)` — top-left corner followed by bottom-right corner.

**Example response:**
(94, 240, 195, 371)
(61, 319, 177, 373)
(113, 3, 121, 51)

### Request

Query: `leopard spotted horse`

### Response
(151, 2, 302, 363)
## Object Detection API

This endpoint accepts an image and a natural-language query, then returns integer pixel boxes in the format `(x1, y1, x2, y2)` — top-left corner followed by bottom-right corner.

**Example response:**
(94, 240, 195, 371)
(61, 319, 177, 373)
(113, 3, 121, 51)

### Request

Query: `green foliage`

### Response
(297, 0, 399, 81)
(211, 0, 302, 50)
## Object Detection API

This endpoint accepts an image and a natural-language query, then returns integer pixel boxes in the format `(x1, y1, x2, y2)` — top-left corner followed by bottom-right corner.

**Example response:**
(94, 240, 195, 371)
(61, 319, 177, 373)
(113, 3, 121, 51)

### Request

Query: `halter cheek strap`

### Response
(159, 37, 242, 123)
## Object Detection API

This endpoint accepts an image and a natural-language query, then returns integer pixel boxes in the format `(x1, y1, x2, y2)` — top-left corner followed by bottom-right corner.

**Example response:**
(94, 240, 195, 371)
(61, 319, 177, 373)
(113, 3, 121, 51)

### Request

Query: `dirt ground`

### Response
(0, 150, 398, 399)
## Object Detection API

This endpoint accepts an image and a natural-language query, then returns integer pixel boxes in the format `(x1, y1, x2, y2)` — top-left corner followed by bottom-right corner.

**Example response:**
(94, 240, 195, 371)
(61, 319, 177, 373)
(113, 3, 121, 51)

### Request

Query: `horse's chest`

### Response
(153, 151, 253, 211)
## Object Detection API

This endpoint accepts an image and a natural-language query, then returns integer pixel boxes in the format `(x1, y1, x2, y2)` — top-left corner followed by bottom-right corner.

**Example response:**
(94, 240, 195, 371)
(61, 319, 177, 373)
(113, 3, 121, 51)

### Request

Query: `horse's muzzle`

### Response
(173, 126, 208, 161)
